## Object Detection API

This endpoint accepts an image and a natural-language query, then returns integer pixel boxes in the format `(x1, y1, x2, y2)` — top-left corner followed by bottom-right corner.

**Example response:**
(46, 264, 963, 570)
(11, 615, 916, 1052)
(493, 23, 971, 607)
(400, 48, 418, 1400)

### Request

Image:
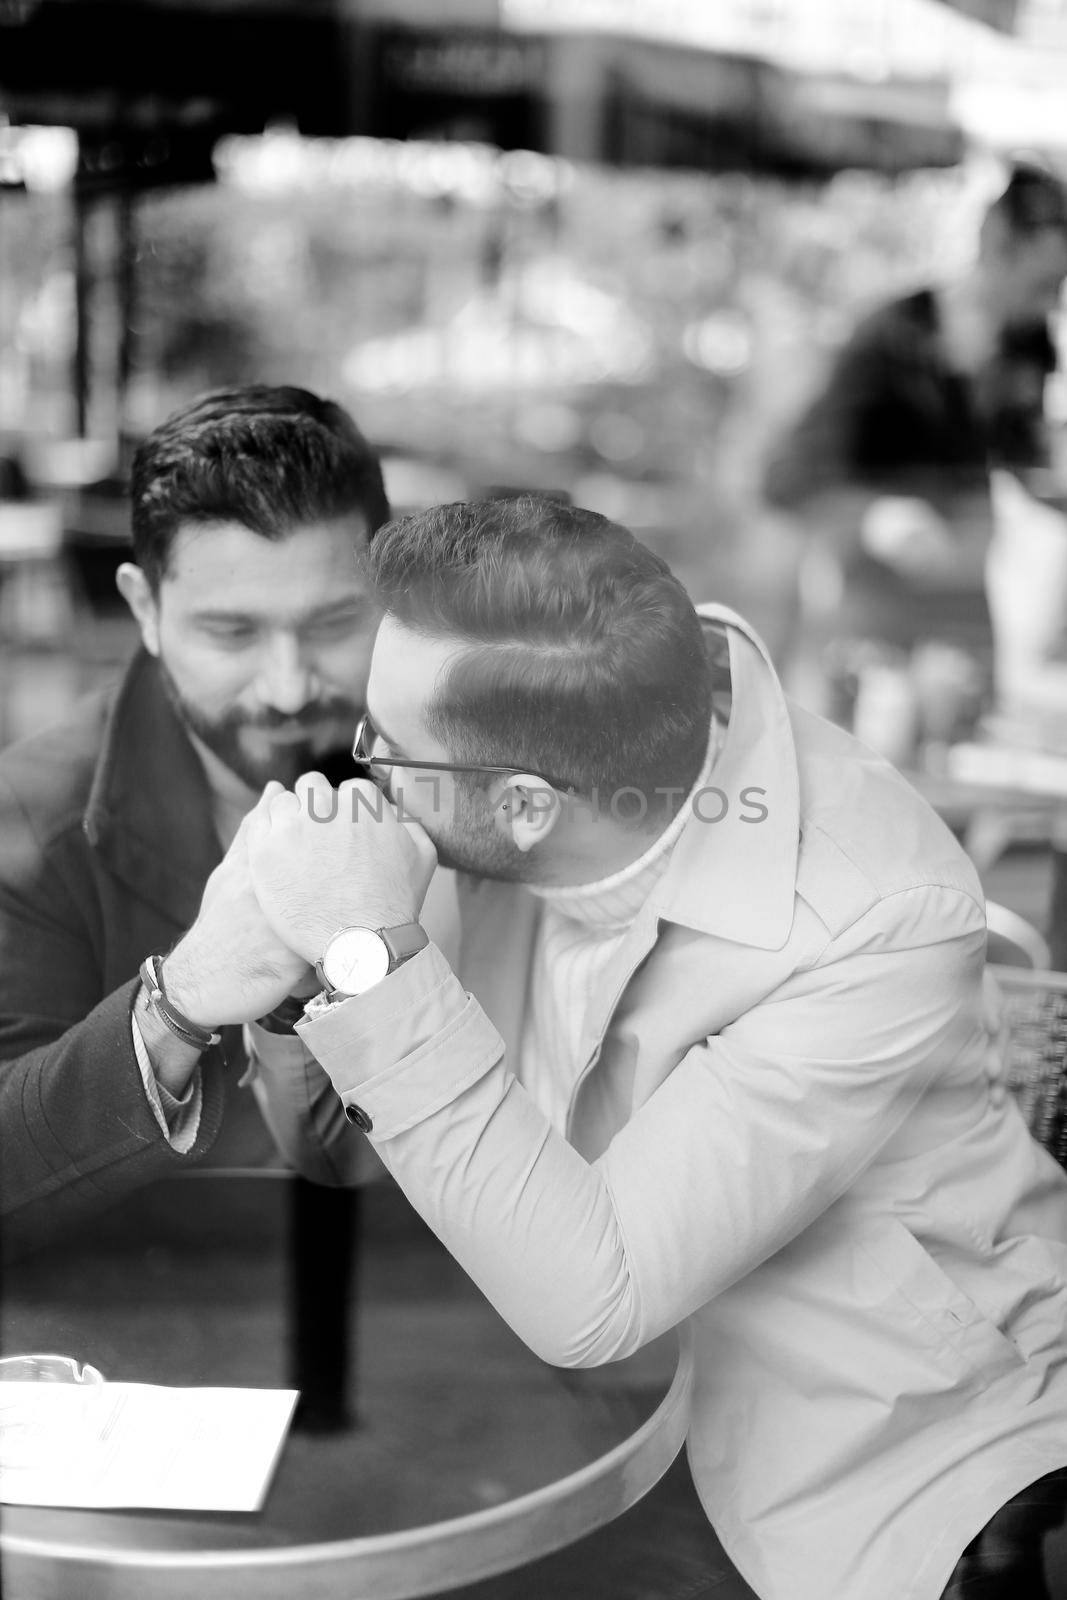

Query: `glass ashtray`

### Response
(0, 1355, 104, 1386)
(0, 1353, 105, 1472)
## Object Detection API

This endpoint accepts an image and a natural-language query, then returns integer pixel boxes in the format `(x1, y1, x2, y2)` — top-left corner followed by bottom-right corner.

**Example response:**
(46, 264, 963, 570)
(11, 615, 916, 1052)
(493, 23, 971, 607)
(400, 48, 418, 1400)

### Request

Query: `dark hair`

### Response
(366, 497, 713, 828)
(986, 162, 1067, 242)
(130, 385, 390, 590)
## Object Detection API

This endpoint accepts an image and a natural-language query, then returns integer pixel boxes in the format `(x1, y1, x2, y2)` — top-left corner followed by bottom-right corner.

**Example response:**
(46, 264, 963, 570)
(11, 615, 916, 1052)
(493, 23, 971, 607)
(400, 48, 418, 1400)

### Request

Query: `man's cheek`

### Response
(169, 652, 249, 713)
(391, 775, 444, 825)
(321, 643, 375, 698)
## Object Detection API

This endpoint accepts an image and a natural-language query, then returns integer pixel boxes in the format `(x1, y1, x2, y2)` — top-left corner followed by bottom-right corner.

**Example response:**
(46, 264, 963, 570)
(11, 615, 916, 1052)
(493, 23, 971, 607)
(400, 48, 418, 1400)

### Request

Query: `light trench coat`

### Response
(254, 606, 1067, 1600)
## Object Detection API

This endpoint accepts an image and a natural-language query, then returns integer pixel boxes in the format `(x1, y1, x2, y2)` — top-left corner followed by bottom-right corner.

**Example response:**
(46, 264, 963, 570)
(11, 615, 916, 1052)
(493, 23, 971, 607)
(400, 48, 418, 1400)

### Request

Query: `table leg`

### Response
(287, 1176, 359, 1432)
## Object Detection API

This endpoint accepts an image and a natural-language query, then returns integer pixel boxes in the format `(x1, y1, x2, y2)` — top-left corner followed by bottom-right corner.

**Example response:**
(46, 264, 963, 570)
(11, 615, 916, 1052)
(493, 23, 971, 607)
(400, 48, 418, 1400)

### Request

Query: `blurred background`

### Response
(1, 0, 1065, 746)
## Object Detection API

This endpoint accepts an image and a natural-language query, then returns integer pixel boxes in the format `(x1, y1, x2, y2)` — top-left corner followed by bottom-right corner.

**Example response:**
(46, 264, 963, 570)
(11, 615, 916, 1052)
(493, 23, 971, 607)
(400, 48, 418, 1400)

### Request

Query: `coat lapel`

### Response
(573, 606, 801, 1106)
(83, 651, 222, 932)
(453, 609, 802, 1147)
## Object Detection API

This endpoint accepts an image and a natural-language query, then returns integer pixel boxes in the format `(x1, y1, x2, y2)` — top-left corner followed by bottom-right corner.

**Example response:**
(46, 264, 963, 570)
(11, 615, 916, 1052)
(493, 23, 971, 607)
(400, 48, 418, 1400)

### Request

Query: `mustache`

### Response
(226, 702, 359, 733)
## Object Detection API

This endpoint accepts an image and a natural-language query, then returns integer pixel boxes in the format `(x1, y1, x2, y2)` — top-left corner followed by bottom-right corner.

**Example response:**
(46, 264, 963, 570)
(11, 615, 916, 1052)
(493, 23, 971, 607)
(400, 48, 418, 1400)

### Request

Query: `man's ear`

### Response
(494, 775, 563, 854)
(115, 563, 161, 656)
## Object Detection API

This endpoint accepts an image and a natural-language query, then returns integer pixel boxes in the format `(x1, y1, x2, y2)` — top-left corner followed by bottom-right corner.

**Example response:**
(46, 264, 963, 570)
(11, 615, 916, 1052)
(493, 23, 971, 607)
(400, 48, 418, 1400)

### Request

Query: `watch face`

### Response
(321, 928, 391, 995)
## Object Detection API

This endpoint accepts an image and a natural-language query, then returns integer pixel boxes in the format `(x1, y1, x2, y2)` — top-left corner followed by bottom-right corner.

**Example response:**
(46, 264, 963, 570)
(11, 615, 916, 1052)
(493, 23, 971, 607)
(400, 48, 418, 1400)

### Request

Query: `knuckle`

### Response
(339, 776, 375, 800)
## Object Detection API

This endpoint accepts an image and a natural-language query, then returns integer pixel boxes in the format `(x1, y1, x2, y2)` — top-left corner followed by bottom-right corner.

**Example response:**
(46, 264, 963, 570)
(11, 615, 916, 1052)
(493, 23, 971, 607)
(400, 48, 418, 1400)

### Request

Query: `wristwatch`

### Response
(315, 923, 428, 1001)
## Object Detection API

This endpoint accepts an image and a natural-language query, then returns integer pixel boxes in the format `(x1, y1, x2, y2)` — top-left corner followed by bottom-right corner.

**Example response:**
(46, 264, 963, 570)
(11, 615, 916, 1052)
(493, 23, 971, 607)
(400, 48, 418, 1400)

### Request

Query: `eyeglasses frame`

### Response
(351, 711, 573, 794)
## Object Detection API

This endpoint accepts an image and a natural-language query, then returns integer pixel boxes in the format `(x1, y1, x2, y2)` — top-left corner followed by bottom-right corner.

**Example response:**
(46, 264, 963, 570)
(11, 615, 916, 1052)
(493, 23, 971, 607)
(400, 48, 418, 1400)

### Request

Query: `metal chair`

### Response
(987, 964, 1067, 1170)
(985, 899, 1052, 970)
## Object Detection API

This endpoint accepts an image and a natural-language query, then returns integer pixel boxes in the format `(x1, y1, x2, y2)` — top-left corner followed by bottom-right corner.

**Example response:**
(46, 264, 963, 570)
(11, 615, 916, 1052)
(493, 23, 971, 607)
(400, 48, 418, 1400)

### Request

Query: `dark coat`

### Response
(0, 650, 273, 1258)
(762, 288, 1055, 658)
(764, 288, 1055, 515)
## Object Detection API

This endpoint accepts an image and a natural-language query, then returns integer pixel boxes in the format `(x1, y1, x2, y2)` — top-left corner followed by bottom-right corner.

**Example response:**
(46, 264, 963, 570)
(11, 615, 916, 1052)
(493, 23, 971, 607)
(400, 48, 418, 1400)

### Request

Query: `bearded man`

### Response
(0, 385, 389, 1256)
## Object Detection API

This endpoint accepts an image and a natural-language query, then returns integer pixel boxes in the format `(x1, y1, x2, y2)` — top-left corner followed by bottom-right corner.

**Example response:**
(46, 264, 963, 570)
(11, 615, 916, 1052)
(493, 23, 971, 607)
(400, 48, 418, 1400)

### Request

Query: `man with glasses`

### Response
(166, 495, 1067, 1598)
(0, 385, 392, 1258)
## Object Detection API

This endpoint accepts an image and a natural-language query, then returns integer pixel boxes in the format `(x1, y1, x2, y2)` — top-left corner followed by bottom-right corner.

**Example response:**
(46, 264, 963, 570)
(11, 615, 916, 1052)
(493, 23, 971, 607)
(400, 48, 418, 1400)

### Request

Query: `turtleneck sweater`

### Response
(518, 723, 722, 1133)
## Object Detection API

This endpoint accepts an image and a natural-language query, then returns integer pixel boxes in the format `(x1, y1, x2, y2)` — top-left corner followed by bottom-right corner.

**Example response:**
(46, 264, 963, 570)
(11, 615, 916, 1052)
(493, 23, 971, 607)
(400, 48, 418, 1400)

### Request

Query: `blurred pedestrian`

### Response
(763, 161, 1067, 760)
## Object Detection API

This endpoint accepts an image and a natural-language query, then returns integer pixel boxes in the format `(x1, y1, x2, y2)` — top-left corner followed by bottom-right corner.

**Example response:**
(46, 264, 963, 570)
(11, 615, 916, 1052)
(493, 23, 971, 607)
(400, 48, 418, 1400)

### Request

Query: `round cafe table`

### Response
(0, 1175, 691, 1600)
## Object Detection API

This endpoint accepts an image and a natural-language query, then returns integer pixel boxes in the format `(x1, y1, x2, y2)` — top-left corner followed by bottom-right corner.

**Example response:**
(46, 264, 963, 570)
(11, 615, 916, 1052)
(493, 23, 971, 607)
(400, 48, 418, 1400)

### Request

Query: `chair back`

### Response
(985, 900, 1052, 970)
(987, 964, 1067, 1169)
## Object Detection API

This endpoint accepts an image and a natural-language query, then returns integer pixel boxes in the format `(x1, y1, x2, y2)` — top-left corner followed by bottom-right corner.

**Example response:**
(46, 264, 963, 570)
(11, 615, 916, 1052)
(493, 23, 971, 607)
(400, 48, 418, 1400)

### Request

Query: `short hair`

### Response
(985, 162, 1067, 245)
(130, 385, 390, 590)
(365, 497, 713, 828)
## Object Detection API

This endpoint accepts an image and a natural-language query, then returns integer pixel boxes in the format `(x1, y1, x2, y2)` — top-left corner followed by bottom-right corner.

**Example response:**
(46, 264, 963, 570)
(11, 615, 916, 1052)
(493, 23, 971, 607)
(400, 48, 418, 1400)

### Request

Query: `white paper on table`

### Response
(0, 1383, 299, 1511)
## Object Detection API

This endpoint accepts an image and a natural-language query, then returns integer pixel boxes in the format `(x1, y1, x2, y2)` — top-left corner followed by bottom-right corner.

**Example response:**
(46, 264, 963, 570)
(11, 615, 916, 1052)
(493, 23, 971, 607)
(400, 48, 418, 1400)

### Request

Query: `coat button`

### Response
(344, 1102, 373, 1133)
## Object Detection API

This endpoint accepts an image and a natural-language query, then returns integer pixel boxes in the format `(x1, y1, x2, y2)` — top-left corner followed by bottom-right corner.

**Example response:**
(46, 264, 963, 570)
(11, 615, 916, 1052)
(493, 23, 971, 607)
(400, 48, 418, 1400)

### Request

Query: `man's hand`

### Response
(162, 785, 317, 1028)
(247, 773, 438, 966)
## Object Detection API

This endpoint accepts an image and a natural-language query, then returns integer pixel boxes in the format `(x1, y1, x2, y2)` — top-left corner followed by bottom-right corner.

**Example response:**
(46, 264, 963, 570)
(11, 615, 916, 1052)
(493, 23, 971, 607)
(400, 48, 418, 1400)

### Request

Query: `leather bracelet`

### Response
(139, 955, 222, 1052)
(255, 994, 312, 1035)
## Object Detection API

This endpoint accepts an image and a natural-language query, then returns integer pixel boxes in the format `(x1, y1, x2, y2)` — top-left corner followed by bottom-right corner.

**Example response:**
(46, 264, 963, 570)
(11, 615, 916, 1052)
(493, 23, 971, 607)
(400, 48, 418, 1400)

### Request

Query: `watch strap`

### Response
(380, 922, 430, 967)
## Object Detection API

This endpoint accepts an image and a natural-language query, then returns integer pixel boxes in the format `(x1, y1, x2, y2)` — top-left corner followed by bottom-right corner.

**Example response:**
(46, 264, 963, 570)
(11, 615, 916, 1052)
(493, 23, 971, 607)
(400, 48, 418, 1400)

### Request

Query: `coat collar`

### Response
(83, 650, 222, 929)
(651, 604, 800, 951)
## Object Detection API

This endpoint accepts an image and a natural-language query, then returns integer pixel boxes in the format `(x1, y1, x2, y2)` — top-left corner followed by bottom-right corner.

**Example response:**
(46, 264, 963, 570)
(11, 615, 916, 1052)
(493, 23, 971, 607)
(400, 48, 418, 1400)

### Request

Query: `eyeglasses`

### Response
(352, 711, 543, 783)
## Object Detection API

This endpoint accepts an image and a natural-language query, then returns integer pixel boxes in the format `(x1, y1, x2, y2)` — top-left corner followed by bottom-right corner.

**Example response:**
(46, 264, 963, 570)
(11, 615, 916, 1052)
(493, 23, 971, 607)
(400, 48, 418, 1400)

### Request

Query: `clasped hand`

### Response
(163, 775, 437, 1029)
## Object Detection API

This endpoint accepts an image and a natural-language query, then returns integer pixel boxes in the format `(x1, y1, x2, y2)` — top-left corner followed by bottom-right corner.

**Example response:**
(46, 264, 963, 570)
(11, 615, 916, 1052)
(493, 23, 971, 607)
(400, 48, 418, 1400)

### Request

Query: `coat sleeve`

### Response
(0, 773, 225, 1259)
(296, 886, 987, 1368)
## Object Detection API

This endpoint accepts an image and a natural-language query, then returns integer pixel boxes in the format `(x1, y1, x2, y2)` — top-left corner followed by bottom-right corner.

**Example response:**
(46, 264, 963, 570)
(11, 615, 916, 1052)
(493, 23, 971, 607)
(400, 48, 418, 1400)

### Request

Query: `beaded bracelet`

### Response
(138, 954, 222, 1052)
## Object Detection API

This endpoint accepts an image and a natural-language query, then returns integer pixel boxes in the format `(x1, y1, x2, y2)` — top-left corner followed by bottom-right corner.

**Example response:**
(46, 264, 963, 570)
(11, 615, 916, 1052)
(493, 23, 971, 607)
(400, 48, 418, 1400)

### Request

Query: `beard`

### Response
(431, 830, 531, 882)
(159, 662, 362, 791)
(407, 784, 540, 885)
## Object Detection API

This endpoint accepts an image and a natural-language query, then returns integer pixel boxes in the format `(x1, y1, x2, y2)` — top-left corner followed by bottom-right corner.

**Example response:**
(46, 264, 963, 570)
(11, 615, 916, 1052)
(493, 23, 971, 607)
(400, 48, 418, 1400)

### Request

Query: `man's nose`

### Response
(256, 634, 319, 714)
